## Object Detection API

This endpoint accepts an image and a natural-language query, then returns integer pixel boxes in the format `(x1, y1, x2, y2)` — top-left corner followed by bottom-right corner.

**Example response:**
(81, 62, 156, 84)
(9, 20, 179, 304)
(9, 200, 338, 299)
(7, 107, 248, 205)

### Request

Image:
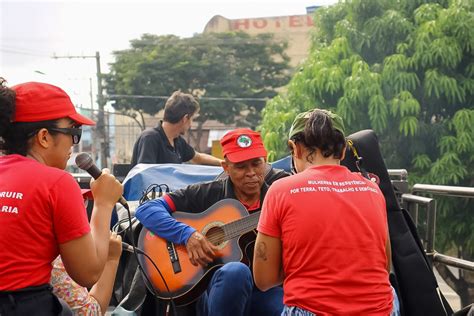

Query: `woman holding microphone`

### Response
(0, 79, 123, 315)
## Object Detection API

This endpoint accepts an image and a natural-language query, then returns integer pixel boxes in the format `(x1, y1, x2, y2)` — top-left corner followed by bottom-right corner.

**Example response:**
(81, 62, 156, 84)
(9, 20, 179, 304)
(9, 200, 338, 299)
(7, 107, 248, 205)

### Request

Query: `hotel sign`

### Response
(231, 15, 314, 31)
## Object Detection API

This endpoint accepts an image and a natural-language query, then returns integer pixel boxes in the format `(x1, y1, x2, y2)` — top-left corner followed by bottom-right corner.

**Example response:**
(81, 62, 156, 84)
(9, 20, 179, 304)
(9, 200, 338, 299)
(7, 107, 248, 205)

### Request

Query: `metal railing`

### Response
(388, 169, 409, 205)
(412, 184, 474, 198)
(388, 169, 409, 179)
(402, 184, 474, 272)
(433, 252, 474, 271)
(402, 193, 437, 254)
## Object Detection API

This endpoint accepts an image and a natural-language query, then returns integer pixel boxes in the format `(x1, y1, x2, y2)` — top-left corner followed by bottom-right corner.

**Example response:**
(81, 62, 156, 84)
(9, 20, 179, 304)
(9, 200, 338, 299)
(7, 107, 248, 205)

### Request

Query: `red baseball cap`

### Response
(220, 128, 267, 163)
(11, 82, 95, 125)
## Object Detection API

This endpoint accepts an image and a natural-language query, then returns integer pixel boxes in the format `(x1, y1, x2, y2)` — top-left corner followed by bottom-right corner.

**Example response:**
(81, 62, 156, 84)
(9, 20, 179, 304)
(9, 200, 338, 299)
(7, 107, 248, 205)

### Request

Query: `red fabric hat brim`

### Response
(225, 146, 267, 163)
(69, 112, 96, 126)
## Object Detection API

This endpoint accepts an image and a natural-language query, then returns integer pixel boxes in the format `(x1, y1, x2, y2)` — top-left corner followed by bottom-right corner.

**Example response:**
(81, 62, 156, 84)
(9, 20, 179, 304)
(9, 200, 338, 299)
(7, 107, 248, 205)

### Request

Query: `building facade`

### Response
(203, 11, 315, 67)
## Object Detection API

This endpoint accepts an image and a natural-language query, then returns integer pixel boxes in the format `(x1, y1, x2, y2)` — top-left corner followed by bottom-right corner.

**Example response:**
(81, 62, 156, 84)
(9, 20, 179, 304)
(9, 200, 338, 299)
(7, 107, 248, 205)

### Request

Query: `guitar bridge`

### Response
(167, 241, 182, 274)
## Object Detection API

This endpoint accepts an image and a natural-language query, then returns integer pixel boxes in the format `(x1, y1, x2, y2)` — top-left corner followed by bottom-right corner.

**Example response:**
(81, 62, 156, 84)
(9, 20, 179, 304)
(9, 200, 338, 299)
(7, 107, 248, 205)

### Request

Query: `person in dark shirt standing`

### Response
(131, 91, 222, 166)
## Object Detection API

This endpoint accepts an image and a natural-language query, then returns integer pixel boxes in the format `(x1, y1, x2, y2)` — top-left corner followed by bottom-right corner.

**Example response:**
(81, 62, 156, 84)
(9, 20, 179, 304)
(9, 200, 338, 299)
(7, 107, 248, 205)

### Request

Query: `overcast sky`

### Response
(1, 0, 337, 107)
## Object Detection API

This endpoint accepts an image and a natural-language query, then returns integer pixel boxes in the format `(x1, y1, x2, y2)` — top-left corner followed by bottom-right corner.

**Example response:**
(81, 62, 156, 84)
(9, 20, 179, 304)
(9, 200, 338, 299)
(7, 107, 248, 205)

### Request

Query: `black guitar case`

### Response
(341, 130, 452, 316)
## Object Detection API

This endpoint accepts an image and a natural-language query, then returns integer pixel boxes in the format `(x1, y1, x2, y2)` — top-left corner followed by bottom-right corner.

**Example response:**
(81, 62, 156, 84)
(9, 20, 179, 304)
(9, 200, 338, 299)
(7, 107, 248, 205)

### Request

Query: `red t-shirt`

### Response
(258, 165, 393, 315)
(0, 154, 90, 291)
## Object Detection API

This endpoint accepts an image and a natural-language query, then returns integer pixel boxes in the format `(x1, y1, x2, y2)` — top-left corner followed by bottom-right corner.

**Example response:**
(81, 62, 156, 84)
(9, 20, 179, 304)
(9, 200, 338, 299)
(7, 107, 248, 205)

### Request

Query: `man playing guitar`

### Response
(135, 128, 289, 316)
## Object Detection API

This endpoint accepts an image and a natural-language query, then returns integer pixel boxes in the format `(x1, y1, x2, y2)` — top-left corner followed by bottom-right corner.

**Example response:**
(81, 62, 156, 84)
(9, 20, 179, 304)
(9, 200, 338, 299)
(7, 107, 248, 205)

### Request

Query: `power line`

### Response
(0, 44, 53, 56)
(0, 48, 51, 57)
(107, 94, 269, 102)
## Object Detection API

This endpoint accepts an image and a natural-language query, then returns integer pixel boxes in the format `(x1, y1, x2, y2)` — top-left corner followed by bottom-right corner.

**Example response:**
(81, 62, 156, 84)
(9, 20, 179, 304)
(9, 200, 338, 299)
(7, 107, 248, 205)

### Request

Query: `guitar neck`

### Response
(222, 211, 260, 242)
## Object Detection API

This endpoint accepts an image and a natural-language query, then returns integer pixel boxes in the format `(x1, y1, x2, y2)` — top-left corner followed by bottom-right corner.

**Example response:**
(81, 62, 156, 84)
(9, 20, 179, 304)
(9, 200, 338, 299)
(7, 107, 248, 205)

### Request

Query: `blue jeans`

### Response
(196, 262, 283, 316)
(281, 286, 401, 316)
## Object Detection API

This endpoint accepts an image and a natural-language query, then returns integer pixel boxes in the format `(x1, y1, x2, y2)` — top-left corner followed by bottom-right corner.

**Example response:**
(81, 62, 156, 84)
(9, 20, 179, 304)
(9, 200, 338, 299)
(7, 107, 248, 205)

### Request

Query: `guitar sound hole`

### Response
(205, 226, 225, 246)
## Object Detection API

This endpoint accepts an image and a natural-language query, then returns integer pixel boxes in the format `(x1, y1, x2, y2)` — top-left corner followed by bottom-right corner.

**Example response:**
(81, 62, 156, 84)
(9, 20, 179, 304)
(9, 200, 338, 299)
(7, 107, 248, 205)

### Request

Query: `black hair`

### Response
(0, 78, 16, 155)
(290, 109, 346, 163)
(163, 91, 200, 124)
(0, 78, 59, 156)
(0, 78, 15, 138)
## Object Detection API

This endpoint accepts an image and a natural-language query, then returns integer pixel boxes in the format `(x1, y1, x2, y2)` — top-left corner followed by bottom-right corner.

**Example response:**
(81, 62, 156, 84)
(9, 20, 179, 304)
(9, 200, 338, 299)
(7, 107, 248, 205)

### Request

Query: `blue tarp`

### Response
(122, 156, 292, 201)
(123, 163, 223, 200)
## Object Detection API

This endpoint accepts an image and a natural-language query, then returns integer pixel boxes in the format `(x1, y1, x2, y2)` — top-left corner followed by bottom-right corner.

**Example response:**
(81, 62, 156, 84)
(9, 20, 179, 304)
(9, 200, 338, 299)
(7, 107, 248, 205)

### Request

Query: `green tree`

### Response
(105, 32, 290, 149)
(260, 0, 474, 305)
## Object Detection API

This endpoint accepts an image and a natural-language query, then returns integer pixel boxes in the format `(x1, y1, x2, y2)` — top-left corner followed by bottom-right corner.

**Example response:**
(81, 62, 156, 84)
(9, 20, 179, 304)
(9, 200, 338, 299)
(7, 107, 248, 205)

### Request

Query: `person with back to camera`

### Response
(253, 109, 400, 315)
(0, 79, 123, 315)
(131, 90, 223, 167)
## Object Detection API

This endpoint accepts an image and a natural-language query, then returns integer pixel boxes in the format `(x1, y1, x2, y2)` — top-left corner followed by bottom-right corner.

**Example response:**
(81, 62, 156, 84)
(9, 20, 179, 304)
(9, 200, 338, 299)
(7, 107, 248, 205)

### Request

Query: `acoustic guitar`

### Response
(137, 198, 259, 305)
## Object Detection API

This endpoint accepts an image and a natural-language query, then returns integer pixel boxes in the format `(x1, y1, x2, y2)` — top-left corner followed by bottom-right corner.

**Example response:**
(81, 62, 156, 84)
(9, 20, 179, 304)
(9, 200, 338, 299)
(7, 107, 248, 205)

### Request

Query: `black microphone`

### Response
(75, 153, 128, 208)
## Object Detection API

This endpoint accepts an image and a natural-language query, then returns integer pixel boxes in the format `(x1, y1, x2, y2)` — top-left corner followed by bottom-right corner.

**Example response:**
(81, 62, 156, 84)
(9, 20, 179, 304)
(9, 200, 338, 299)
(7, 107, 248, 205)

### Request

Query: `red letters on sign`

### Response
(232, 19, 250, 30)
(289, 16, 303, 27)
(231, 16, 313, 30)
(253, 19, 268, 29)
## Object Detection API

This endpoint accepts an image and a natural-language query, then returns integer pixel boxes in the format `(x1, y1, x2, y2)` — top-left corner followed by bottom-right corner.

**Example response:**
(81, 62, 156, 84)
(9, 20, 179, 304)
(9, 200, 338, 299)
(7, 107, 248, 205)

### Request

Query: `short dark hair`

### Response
(0, 78, 61, 156)
(163, 91, 200, 124)
(290, 109, 346, 161)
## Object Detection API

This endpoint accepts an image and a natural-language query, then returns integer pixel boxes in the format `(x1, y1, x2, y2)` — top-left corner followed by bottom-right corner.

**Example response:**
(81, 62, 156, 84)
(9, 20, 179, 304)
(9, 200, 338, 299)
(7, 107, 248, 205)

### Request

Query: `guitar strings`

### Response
(207, 215, 257, 243)
(205, 212, 260, 244)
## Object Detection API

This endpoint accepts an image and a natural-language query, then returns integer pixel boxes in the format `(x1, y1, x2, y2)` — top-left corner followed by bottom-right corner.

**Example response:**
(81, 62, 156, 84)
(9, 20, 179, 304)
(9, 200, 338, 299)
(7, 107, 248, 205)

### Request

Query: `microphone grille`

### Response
(75, 153, 93, 170)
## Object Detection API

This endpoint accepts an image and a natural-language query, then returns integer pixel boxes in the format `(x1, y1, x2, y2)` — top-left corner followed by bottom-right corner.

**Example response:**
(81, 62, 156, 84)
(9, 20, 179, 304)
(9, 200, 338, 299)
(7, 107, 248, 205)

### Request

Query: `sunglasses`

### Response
(48, 127, 82, 144)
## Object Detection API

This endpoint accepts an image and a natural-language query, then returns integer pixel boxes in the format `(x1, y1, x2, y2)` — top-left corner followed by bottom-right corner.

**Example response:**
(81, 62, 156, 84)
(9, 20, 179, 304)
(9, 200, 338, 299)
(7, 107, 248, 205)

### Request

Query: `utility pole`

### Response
(52, 52, 108, 168)
(94, 51, 108, 169)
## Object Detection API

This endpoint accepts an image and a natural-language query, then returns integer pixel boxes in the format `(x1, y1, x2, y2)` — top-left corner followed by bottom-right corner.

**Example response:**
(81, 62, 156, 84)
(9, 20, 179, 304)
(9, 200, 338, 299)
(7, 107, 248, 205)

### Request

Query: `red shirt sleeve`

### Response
(51, 174, 91, 244)
(163, 194, 177, 212)
(257, 184, 282, 238)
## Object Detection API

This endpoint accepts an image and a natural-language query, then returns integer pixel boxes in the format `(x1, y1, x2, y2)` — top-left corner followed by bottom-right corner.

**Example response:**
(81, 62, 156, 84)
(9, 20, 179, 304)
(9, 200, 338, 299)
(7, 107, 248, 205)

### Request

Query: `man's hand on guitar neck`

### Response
(186, 231, 219, 267)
